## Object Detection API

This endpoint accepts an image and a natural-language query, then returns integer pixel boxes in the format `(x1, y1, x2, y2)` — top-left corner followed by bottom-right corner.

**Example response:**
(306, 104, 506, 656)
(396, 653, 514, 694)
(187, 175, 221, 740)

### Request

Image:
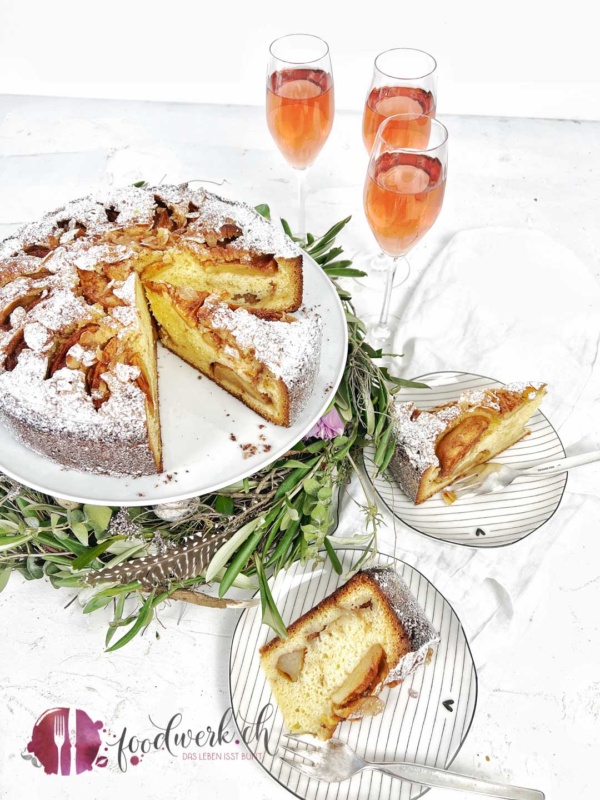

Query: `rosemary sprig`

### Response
(0, 210, 424, 650)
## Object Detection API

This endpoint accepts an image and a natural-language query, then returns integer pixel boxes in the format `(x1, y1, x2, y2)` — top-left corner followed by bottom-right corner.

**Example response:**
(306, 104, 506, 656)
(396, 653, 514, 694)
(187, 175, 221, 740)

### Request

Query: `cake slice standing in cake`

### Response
(144, 285, 323, 427)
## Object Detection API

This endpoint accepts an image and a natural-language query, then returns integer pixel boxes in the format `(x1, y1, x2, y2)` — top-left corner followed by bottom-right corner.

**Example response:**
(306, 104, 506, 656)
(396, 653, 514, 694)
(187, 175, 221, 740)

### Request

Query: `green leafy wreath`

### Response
(0, 211, 423, 651)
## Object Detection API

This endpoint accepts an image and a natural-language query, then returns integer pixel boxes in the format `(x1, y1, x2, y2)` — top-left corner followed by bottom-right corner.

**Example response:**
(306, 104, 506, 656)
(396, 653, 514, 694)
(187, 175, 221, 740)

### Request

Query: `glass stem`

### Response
(296, 169, 307, 240)
(378, 256, 398, 330)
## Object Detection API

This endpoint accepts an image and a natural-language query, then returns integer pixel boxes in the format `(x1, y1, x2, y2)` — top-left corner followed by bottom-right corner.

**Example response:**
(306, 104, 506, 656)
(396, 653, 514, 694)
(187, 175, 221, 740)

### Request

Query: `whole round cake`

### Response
(0, 184, 323, 476)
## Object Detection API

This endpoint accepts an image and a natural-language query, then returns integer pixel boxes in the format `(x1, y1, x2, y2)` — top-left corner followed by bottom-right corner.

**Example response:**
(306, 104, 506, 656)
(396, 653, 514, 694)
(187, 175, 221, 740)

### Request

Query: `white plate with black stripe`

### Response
(365, 371, 567, 548)
(229, 549, 477, 800)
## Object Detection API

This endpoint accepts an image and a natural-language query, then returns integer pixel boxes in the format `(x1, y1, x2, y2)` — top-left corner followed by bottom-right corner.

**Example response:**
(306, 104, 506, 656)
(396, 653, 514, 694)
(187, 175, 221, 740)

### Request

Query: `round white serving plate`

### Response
(0, 253, 347, 506)
(366, 370, 567, 548)
(229, 549, 478, 800)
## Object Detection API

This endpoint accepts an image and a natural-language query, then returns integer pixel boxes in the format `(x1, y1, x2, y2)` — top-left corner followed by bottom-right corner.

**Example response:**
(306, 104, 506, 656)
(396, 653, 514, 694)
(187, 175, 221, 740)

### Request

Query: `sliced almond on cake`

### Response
(48, 324, 100, 377)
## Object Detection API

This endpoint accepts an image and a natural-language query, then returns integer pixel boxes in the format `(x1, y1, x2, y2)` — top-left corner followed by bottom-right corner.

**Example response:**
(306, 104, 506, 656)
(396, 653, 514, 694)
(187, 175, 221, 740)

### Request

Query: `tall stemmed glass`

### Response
(364, 114, 448, 342)
(361, 48, 437, 289)
(266, 34, 334, 239)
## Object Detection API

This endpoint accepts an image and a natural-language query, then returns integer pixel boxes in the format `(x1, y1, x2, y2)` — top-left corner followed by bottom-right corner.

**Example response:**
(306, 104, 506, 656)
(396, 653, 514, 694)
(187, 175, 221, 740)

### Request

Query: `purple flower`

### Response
(305, 407, 345, 440)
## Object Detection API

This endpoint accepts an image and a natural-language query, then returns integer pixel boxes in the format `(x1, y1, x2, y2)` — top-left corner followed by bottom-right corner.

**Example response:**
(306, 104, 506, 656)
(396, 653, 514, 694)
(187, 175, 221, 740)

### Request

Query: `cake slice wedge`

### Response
(144, 283, 322, 427)
(389, 382, 547, 504)
(259, 571, 414, 740)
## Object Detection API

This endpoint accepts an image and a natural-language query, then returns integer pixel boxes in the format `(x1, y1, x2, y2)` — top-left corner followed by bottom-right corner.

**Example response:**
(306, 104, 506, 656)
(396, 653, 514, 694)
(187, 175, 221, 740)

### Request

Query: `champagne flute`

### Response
(266, 34, 334, 239)
(361, 48, 437, 289)
(364, 114, 448, 342)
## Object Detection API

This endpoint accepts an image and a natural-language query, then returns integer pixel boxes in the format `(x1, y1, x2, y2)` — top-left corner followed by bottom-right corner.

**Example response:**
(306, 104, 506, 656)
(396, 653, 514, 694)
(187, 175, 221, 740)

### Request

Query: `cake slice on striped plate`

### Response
(389, 382, 547, 504)
(259, 568, 438, 740)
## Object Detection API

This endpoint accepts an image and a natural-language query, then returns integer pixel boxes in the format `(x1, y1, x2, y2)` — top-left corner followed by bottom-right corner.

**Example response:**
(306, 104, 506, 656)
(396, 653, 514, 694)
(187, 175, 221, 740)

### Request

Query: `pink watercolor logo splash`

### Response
(25, 707, 104, 775)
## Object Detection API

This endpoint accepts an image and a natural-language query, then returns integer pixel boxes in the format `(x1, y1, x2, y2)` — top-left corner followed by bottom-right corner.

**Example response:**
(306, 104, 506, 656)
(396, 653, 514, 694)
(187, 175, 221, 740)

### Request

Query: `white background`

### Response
(1, 0, 599, 120)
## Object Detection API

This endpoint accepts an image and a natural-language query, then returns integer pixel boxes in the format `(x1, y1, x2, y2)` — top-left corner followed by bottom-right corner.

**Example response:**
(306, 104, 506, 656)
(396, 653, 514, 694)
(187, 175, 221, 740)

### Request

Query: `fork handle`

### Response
(368, 762, 544, 799)
(518, 450, 600, 477)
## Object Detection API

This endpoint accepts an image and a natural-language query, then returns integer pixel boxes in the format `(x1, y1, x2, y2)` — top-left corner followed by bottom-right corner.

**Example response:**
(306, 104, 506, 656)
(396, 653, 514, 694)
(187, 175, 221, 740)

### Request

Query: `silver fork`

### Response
(53, 713, 66, 776)
(446, 450, 600, 501)
(280, 735, 544, 799)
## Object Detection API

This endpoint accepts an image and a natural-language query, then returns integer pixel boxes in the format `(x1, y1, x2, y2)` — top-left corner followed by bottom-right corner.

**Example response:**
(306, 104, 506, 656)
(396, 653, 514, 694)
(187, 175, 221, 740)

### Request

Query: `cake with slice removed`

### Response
(388, 382, 547, 504)
(0, 184, 319, 476)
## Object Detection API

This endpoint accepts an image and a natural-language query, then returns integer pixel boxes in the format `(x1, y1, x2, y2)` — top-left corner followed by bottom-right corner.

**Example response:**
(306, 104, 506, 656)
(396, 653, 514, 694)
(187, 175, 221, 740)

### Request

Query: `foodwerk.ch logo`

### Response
(23, 705, 275, 774)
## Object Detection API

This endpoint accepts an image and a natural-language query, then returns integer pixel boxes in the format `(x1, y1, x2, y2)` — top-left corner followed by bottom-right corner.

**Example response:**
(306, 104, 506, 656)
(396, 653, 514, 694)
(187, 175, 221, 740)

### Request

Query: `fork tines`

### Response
(282, 733, 323, 749)
(279, 744, 316, 764)
(279, 734, 322, 777)
(279, 753, 319, 779)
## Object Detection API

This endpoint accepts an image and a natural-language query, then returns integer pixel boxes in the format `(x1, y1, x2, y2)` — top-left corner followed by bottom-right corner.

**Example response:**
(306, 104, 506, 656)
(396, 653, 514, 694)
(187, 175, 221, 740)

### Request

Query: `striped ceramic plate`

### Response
(229, 549, 477, 800)
(365, 371, 567, 548)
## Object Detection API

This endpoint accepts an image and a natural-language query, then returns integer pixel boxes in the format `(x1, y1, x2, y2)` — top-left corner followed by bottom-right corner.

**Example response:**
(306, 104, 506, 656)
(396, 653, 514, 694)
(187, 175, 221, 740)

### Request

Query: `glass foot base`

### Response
(363, 313, 402, 348)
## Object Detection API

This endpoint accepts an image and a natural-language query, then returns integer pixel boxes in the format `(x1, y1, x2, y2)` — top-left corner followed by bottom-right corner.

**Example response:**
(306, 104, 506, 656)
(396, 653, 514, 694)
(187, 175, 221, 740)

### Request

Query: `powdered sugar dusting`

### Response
(391, 400, 452, 478)
(187, 187, 300, 259)
(72, 243, 134, 272)
(112, 273, 137, 304)
(67, 343, 97, 367)
(23, 322, 53, 353)
(364, 567, 439, 684)
(30, 290, 95, 332)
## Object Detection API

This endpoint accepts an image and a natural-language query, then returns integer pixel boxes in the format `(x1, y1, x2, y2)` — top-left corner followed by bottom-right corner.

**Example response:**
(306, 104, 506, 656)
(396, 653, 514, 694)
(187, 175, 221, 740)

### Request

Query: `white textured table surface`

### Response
(0, 96, 599, 800)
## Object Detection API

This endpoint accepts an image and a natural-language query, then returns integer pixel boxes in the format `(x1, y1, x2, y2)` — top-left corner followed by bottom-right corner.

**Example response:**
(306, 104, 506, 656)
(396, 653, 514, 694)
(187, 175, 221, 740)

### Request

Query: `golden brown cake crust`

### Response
(260, 571, 411, 657)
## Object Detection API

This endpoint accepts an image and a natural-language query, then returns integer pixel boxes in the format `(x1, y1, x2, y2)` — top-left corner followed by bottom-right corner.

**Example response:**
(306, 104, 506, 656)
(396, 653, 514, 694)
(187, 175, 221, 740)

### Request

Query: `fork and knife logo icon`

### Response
(25, 707, 104, 775)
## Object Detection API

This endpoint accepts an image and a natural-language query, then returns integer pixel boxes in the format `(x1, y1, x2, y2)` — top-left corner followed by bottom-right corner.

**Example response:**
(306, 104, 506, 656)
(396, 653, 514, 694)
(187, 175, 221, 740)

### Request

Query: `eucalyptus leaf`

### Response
(0, 533, 32, 551)
(70, 522, 89, 546)
(254, 203, 271, 219)
(310, 503, 329, 524)
(302, 477, 321, 496)
(26, 556, 44, 580)
(214, 495, 235, 516)
(84, 505, 113, 536)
